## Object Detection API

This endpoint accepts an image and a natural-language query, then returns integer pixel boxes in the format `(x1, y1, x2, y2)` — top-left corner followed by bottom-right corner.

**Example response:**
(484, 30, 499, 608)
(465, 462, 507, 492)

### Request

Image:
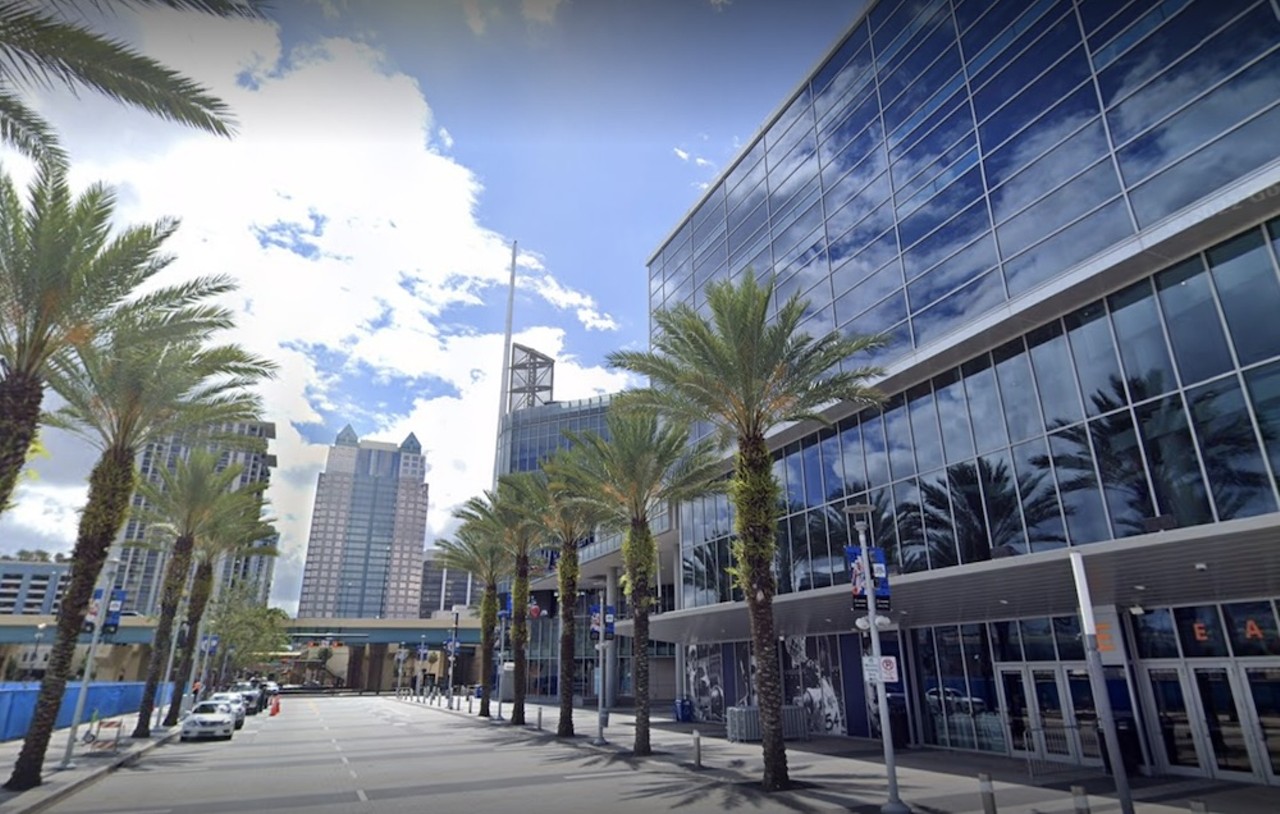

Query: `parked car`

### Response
(209, 692, 247, 729)
(231, 682, 263, 714)
(926, 687, 987, 714)
(263, 680, 280, 696)
(181, 702, 235, 741)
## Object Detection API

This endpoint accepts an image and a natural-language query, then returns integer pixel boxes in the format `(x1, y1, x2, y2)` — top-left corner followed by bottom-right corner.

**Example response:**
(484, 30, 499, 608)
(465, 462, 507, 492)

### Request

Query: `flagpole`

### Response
(492, 240, 517, 486)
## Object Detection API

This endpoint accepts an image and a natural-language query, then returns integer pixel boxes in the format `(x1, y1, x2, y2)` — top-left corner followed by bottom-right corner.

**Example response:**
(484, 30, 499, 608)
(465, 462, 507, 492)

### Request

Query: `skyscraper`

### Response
(117, 421, 277, 615)
(297, 426, 427, 619)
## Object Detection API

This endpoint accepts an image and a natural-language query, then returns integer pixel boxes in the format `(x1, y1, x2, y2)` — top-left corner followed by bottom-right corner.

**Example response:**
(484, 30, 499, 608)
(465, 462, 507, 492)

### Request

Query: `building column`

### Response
(606, 566, 619, 708)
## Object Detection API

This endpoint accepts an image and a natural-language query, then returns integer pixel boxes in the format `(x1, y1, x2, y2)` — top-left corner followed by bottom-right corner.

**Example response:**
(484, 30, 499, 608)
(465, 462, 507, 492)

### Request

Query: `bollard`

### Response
(468, 694, 473, 714)
(692, 729, 702, 769)
(1189, 803, 1208, 813)
(537, 707, 543, 730)
(1071, 785, 1090, 814)
(978, 772, 997, 814)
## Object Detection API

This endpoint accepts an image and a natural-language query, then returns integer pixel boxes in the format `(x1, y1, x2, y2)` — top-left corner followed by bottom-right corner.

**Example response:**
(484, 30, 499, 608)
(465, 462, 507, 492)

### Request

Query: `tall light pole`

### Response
(1070, 550, 1135, 814)
(27, 622, 47, 683)
(447, 605, 462, 709)
(845, 504, 908, 814)
(495, 609, 508, 721)
(592, 584, 608, 746)
(58, 554, 122, 771)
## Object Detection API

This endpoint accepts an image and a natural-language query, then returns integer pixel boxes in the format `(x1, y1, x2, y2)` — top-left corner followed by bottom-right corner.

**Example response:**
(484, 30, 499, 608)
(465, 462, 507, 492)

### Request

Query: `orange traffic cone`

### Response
(270, 696, 281, 716)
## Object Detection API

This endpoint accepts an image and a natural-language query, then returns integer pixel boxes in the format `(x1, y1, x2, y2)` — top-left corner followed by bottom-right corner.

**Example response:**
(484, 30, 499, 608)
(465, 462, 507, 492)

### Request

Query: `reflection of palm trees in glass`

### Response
(916, 459, 1066, 567)
(684, 544, 720, 605)
(1039, 373, 1269, 534)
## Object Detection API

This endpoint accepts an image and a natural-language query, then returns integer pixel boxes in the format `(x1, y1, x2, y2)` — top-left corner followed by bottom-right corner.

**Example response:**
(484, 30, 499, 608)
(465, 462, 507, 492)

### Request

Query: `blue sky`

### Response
(0, 0, 865, 612)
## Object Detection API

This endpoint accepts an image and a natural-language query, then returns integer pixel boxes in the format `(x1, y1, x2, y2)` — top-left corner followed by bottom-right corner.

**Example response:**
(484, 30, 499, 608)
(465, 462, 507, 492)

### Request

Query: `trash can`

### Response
(674, 697, 693, 723)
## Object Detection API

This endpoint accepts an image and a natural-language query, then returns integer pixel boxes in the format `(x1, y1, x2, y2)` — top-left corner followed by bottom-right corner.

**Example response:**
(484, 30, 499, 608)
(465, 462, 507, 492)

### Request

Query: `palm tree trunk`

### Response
(511, 552, 529, 726)
(624, 518, 655, 756)
(556, 537, 579, 737)
(0, 370, 44, 514)
(132, 534, 195, 737)
(736, 433, 790, 792)
(163, 561, 213, 728)
(478, 584, 496, 718)
(4, 445, 136, 791)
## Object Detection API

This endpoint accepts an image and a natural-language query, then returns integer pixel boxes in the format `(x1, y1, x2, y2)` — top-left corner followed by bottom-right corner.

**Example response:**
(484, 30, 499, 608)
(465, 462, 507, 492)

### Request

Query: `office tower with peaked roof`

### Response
(298, 426, 428, 619)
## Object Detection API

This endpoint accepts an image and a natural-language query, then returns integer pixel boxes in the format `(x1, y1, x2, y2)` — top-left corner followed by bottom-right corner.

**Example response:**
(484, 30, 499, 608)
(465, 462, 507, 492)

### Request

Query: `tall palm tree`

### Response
(531, 457, 611, 738)
(163, 511, 276, 727)
(555, 408, 725, 755)
(609, 269, 886, 790)
(435, 525, 512, 719)
(130, 447, 266, 738)
(453, 472, 542, 726)
(5, 296, 274, 791)
(0, 160, 188, 513)
(0, 0, 266, 162)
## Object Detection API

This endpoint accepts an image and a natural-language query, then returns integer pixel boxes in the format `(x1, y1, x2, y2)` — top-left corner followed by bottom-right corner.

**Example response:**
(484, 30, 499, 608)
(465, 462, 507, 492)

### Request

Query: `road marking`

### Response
(356, 790, 368, 802)
(561, 769, 639, 781)
(349, 769, 358, 779)
(340, 756, 350, 764)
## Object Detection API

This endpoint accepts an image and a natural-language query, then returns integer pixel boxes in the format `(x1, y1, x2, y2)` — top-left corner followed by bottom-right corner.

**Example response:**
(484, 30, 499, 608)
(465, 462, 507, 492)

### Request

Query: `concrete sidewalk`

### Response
(0, 711, 179, 814)
(399, 691, 1280, 814)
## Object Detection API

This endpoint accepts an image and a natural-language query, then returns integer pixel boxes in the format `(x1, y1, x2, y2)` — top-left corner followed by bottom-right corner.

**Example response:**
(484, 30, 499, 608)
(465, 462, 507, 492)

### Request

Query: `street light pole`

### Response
(495, 612, 507, 721)
(27, 623, 47, 683)
(447, 606, 461, 709)
(1070, 550, 1135, 814)
(58, 555, 122, 771)
(593, 585, 607, 746)
(846, 504, 908, 814)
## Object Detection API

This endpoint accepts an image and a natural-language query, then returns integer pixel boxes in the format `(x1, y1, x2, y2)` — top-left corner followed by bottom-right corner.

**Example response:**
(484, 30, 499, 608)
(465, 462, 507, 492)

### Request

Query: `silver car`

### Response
(181, 701, 234, 741)
(209, 692, 247, 729)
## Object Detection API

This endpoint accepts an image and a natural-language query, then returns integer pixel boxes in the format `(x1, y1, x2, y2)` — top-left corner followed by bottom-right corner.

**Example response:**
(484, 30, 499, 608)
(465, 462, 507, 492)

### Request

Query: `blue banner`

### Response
(844, 546, 891, 611)
(103, 589, 126, 635)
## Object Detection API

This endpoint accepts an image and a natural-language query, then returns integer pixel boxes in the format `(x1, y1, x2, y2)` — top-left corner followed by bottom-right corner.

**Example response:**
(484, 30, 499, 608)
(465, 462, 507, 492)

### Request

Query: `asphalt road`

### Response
(46, 696, 847, 814)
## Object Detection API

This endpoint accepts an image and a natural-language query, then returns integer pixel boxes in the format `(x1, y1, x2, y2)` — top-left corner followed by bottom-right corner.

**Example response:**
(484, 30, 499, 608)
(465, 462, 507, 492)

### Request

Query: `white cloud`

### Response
(2, 9, 623, 616)
(521, 0, 564, 25)
(673, 147, 690, 161)
(694, 157, 713, 168)
(438, 126, 455, 149)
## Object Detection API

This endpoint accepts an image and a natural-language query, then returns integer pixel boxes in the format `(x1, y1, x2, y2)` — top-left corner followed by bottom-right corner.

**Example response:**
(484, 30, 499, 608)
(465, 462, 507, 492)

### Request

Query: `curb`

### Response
(6, 729, 181, 814)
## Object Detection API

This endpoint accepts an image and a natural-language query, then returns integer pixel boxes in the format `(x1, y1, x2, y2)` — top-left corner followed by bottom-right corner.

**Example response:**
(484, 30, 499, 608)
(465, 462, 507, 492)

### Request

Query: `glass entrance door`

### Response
(1242, 666, 1280, 783)
(1032, 668, 1074, 759)
(1001, 669, 1032, 755)
(1065, 667, 1103, 763)
(1146, 667, 1204, 774)
(1191, 666, 1255, 778)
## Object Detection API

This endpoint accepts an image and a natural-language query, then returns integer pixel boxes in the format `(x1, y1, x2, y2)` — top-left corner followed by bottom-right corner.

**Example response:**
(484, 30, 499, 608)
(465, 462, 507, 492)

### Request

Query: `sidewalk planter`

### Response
(726, 706, 810, 742)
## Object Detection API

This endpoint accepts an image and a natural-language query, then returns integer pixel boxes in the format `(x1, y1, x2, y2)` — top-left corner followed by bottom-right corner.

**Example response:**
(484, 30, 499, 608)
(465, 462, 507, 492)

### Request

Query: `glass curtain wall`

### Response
(682, 216, 1280, 610)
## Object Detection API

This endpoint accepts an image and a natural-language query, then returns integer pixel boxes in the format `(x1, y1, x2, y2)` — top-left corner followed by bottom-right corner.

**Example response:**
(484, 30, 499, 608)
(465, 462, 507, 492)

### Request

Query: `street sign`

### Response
(845, 545, 891, 611)
(861, 655, 880, 682)
(861, 655, 898, 684)
(879, 656, 899, 684)
(444, 639, 459, 656)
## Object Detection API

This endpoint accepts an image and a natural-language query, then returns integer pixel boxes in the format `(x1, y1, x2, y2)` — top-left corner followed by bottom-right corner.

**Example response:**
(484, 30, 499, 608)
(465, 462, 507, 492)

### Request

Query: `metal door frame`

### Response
(1235, 659, 1280, 785)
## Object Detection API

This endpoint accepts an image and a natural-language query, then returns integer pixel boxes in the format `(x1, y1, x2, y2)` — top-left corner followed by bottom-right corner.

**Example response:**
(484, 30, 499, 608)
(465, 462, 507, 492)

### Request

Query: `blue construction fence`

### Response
(0, 682, 174, 741)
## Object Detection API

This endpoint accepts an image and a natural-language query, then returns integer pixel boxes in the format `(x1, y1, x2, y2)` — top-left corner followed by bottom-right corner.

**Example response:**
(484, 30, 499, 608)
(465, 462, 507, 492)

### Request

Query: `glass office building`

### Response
(645, 0, 1280, 785)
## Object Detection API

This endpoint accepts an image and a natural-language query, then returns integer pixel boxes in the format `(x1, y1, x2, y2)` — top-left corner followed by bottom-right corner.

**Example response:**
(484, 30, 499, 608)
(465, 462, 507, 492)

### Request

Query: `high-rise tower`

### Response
(297, 426, 427, 619)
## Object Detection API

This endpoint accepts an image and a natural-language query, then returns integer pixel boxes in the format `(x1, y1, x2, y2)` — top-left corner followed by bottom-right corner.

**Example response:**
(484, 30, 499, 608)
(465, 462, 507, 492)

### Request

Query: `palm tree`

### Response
(0, 0, 266, 162)
(0, 160, 186, 513)
(609, 269, 886, 790)
(163, 511, 276, 727)
(453, 473, 542, 726)
(554, 408, 725, 755)
(5, 295, 274, 791)
(435, 525, 512, 719)
(532, 456, 611, 738)
(130, 447, 266, 738)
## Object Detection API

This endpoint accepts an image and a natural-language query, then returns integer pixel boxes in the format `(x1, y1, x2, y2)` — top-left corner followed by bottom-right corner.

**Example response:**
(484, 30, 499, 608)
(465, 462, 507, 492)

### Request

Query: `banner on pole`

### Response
(845, 546, 891, 611)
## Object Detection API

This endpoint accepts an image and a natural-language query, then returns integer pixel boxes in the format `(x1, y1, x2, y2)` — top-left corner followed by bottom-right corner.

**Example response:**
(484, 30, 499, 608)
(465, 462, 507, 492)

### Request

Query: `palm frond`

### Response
(0, 86, 64, 162)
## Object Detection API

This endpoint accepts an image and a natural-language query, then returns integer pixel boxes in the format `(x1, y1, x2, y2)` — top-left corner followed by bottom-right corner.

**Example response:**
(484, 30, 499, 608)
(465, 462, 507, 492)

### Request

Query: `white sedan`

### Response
(209, 692, 247, 729)
(181, 701, 235, 741)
